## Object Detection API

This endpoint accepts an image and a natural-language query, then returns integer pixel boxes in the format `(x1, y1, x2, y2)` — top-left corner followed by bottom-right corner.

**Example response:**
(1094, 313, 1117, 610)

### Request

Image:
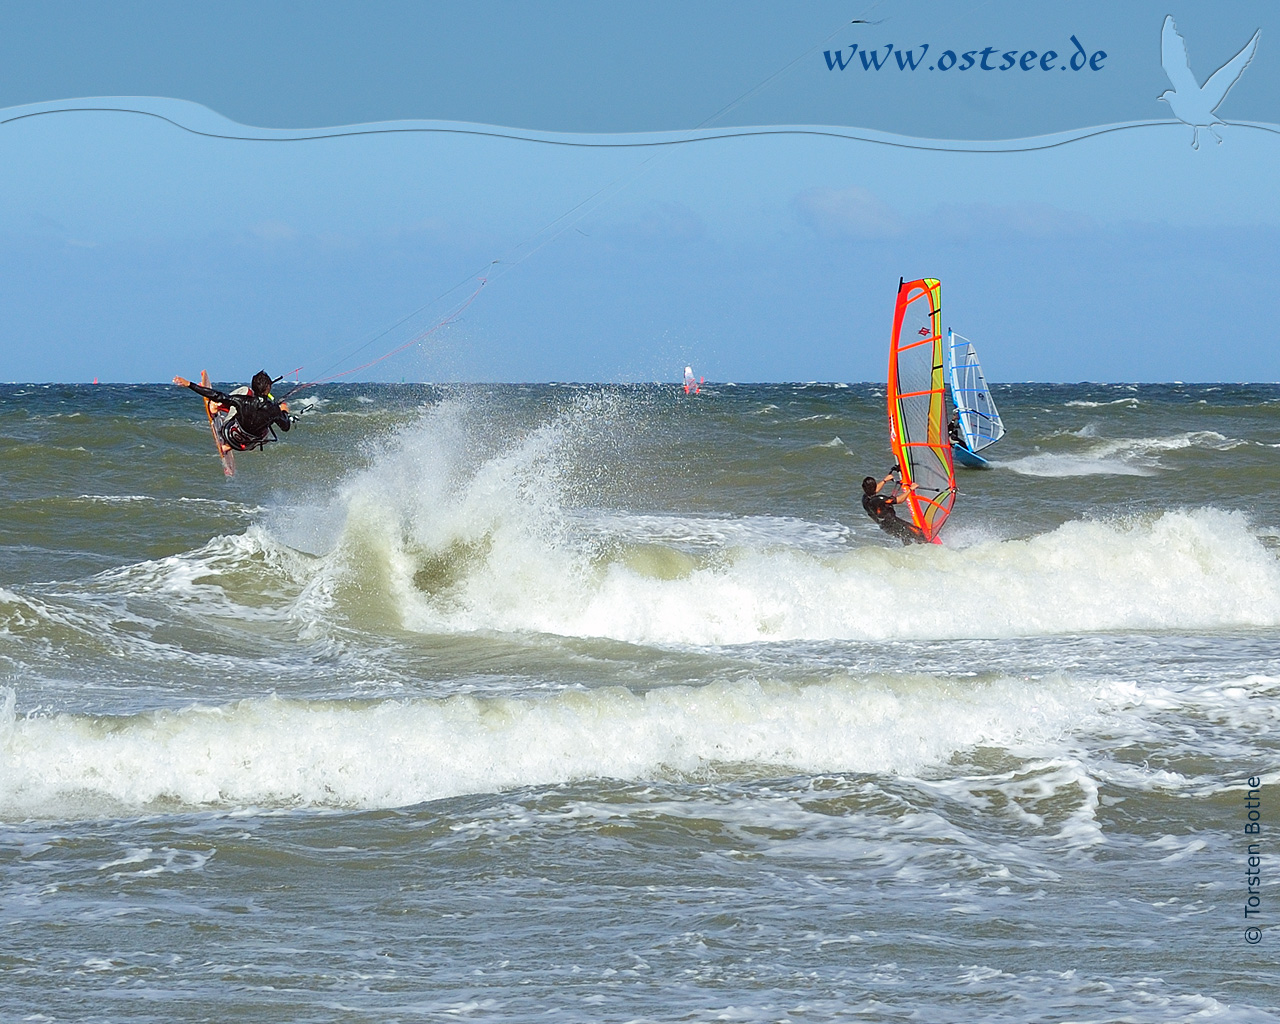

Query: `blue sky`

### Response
(0, 3, 1276, 383)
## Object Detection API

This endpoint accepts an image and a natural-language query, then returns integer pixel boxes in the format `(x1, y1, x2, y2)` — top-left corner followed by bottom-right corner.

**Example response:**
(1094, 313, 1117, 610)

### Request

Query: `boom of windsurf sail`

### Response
(947, 329, 1004, 453)
(888, 279, 955, 543)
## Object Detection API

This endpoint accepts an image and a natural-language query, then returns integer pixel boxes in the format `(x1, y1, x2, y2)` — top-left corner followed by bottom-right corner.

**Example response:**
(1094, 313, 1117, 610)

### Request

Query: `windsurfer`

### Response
(862, 469, 926, 545)
(174, 370, 293, 452)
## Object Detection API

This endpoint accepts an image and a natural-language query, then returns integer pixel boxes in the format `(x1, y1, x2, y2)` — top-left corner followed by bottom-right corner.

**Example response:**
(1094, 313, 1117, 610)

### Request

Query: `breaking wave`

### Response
(9, 403, 1278, 653)
(0, 672, 1123, 816)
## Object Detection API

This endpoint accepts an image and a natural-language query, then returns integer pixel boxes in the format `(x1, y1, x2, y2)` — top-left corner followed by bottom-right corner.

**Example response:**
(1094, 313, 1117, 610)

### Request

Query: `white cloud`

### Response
(793, 186, 904, 240)
(931, 201, 1095, 240)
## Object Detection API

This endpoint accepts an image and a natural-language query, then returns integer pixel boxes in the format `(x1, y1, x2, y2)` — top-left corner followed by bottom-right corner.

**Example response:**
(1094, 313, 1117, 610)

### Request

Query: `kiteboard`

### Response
(946, 329, 1004, 469)
(200, 370, 235, 477)
(887, 279, 956, 543)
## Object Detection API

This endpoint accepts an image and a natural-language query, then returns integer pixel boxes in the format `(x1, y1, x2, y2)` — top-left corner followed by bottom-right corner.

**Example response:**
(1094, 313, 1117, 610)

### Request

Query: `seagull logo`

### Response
(1159, 15, 1260, 149)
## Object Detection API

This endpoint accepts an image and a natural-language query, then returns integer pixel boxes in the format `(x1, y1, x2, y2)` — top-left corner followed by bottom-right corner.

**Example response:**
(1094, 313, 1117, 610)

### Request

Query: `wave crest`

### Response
(0, 673, 1118, 816)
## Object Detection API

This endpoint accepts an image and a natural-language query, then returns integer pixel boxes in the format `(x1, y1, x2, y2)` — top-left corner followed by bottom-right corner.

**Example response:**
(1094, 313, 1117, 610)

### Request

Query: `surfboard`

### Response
(951, 444, 990, 469)
(200, 370, 235, 477)
(888, 279, 955, 543)
(946, 329, 1004, 469)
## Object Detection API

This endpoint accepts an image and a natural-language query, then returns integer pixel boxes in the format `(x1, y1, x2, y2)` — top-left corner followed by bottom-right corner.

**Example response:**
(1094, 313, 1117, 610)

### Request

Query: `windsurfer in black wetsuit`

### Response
(862, 469, 926, 545)
(173, 370, 293, 452)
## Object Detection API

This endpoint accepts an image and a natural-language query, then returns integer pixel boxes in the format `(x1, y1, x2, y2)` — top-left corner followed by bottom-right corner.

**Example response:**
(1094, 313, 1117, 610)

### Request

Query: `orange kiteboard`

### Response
(200, 370, 235, 477)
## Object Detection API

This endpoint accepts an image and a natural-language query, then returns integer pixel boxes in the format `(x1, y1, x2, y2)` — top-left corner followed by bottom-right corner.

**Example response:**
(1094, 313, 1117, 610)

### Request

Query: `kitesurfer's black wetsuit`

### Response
(183, 381, 291, 451)
(862, 492, 926, 546)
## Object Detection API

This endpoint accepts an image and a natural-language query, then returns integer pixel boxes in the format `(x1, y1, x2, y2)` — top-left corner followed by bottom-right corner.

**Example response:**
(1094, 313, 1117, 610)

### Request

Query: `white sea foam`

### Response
(69, 494, 262, 514)
(1002, 430, 1243, 478)
(0, 672, 1122, 816)
(918, 758, 1105, 851)
(392, 506, 1280, 645)
(238, 405, 1280, 646)
(1063, 398, 1141, 408)
(91, 530, 316, 625)
(10, 403, 1280, 651)
(584, 511, 850, 554)
(96, 845, 215, 879)
(1091, 430, 1244, 455)
(1000, 452, 1158, 477)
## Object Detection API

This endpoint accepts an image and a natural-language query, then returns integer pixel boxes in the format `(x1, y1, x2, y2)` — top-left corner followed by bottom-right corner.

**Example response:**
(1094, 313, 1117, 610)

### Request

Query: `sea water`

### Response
(0, 382, 1277, 1022)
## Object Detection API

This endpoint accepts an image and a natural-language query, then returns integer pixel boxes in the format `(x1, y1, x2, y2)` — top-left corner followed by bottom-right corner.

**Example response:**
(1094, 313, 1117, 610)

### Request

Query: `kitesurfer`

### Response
(173, 370, 293, 452)
(862, 469, 926, 545)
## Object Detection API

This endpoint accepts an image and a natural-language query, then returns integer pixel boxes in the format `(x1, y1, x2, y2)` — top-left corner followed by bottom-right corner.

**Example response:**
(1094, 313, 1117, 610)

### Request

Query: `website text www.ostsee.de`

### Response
(824, 35, 1106, 73)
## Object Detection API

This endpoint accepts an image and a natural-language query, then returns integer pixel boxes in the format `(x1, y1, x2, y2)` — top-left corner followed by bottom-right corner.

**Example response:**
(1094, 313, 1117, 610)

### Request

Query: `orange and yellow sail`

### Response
(887, 278, 955, 542)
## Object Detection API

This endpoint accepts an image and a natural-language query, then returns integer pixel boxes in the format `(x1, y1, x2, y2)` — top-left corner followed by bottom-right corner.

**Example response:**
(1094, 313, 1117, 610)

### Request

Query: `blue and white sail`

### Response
(946, 330, 1004, 459)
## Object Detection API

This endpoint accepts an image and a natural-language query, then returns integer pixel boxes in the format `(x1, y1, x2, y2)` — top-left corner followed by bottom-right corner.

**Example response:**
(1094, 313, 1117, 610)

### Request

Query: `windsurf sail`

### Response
(947, 330, 1004, 453)
(887, 279, 955, 543)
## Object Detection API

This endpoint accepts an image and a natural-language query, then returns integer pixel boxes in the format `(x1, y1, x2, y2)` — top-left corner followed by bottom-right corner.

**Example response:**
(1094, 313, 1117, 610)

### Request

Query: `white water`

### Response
(1000, 430, 1245, 477)
(282, 408, 1280, 644)
(0, 672, 1127, 816)
(9, 406, 1280, 653)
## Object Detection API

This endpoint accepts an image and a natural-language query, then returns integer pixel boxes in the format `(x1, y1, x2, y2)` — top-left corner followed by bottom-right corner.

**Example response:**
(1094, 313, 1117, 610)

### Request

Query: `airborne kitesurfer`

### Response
(173, 370, 293, 452)
(861, 468, 926, 545)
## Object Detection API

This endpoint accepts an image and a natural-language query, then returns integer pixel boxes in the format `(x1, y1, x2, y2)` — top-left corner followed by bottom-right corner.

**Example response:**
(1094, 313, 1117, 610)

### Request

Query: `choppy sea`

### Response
(1, 381, 1278, 1022)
